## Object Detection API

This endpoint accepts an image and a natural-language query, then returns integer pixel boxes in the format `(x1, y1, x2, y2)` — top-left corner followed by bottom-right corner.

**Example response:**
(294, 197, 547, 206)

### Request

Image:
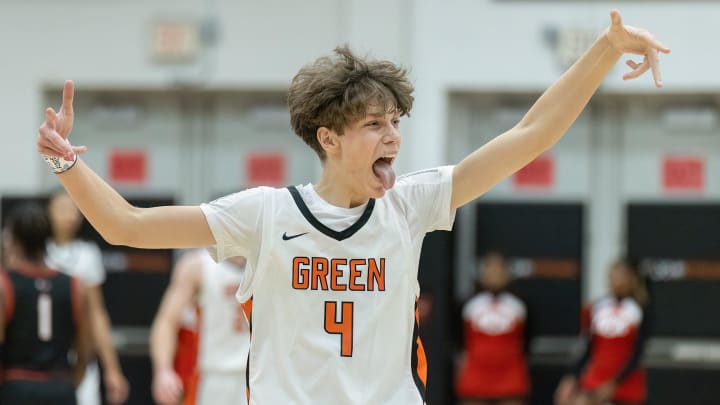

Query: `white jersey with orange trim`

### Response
(197, 252, 249, 372)
(201, 166, 455, 405)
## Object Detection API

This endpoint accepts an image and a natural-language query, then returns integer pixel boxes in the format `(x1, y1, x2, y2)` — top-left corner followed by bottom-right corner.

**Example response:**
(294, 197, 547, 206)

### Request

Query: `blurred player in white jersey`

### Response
(38, 10, 667, 404)
(45, 190, 129, 405)
(150, 249, 249, 405)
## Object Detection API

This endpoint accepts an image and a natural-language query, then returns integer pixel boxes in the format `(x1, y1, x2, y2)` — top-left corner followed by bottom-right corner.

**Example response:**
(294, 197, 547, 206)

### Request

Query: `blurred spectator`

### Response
(46, 190, 129, 405)
(555, 258, 649, 405)
(456, 252, 530, 405)
(0, 203, 91, 405)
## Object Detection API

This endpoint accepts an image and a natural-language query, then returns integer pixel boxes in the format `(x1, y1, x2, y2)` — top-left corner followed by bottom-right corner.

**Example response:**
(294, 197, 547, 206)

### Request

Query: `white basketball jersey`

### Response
(197, 252, 250, 372)
(201, 166, 455, 405)
(463, 292, 526, 335)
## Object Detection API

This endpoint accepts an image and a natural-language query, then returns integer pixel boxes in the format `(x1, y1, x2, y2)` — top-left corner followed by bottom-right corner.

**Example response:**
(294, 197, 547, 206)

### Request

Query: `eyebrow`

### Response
(364, 112, 399, 119)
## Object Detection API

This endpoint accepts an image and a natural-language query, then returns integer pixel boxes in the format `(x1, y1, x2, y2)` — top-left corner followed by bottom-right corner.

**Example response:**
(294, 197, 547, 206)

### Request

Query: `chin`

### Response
(368, 184, 387, 199)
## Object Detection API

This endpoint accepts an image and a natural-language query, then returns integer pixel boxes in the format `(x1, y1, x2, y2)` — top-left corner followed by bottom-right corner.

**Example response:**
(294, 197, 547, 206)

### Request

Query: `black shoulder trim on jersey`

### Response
(286, 186, 375, 241)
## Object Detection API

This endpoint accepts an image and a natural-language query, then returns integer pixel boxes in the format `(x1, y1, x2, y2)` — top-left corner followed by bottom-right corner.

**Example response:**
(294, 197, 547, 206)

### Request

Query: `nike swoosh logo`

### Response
(282, 232, 308, 241)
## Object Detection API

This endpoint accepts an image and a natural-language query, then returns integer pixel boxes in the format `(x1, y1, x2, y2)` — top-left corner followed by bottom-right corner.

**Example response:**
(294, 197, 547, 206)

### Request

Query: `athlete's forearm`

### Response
(150, 317, 180, 374)
(516, 33, 621, 150)
(73, 342, 88, 387)
(56, 160, 215, 249)
(56, 159, 139, 245)
(451, 34, 622, 209)
(90, 303, 123, 375)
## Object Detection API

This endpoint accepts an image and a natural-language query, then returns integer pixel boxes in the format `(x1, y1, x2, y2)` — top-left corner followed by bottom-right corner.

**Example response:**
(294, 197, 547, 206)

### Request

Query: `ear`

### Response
(316, 127, 340, 156)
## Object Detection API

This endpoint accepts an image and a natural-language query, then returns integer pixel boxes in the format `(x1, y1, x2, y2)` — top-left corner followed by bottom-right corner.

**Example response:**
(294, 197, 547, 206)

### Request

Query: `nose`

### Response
(383, 124, 401, 144)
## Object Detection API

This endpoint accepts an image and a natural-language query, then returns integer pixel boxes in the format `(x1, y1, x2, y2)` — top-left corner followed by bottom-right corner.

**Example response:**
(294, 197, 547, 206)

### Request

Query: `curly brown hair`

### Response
(288, 46, 414, 160)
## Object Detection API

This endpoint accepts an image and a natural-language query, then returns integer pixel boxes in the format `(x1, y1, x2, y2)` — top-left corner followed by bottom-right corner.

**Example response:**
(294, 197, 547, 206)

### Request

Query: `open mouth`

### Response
(372, 155, 397, 190)
(377, 156, 395, 165)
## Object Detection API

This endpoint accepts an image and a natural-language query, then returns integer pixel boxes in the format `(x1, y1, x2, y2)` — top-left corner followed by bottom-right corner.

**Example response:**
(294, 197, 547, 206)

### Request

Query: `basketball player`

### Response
(554, 258, 649, 405)
(36, 10, 667, 404)
(0, 203, 92, 405)
(46, 190, 130, 405)
(456, 252, 529, 405)
(150, 250, 249, 405)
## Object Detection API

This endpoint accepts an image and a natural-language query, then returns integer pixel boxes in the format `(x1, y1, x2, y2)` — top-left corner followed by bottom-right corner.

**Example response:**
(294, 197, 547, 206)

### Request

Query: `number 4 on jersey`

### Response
(324, 301, 353, 357)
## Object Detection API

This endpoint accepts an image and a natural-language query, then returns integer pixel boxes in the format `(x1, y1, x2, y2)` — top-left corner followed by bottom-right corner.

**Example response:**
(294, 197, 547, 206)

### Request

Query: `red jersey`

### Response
(456, 292, 529, 399)
(578, 296, 646, 404)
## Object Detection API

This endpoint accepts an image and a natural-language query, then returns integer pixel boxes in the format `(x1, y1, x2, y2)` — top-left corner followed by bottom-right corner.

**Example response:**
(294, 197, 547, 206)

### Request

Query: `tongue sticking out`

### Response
(372, 159, 396, 190)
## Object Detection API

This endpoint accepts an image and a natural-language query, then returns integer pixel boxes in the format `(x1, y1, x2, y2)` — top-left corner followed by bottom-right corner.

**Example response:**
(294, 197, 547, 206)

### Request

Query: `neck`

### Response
(53, 233, 74, 245)
(487, 287, 506, 295)
(314, 162, 370, 208)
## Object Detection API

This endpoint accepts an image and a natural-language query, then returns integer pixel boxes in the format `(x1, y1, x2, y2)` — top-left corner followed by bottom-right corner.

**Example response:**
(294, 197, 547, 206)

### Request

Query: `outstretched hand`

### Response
(605, 9, 671, 87)
(37, 80, 87, 160)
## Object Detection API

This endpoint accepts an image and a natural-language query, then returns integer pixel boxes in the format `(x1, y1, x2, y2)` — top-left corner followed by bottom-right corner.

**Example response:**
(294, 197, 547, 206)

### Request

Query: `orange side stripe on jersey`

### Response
(0, 271, 15, 323)
(415, 307, 428, 388)
(241, 299, 253, 327)
(241, 297, 253, 404)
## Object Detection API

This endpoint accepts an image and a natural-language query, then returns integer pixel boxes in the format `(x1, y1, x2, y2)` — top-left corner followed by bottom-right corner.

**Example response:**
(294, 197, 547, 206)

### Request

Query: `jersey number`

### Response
(324, 301, 354, 357)
(38, 293, 53, 341)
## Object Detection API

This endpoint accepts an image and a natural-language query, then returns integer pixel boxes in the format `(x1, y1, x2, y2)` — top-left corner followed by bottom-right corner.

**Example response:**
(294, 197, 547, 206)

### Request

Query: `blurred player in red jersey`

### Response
(456, 252, 530, 405)
(555, 258, 649, 405)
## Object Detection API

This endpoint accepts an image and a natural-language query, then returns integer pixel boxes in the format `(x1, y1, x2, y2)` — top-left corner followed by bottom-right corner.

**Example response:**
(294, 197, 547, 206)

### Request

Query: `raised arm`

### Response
(451, 10, 670, 210)
(150, 250, 203, 405)
(37, 81, 215, 249)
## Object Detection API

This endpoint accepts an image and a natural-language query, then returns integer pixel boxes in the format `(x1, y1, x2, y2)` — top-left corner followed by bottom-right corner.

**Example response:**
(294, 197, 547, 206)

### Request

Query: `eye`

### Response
(392, 119, 400, 127)
(366, 121, 379, 127)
